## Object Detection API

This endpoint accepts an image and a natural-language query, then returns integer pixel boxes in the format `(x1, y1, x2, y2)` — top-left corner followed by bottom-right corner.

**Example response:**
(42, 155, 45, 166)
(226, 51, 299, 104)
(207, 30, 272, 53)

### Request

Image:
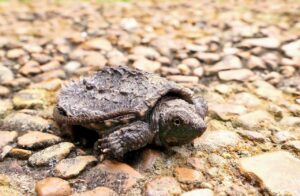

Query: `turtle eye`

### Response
(173, 118, 181, 126)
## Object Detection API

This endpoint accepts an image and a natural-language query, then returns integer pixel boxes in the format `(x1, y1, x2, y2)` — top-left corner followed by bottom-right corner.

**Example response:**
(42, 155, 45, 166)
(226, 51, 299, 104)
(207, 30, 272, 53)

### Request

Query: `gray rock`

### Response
(28, 142, 75, 166)
(1, 112, 50, 132)
(193, 130, 241, 152)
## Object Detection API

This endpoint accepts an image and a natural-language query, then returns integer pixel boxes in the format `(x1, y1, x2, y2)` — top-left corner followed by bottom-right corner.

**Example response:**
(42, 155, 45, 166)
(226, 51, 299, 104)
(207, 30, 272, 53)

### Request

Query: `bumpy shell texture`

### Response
(56, 66, 193, 120)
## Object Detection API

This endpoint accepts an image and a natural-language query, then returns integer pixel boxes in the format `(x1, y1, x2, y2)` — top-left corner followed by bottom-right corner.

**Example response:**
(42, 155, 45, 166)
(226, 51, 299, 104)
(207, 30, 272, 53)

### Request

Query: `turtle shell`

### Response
(55, 66, 194, 124)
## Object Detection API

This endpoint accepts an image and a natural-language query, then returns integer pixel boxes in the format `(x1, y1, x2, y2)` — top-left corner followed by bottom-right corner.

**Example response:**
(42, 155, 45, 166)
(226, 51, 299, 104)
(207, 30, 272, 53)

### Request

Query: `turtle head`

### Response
(156, 98, 207, 147)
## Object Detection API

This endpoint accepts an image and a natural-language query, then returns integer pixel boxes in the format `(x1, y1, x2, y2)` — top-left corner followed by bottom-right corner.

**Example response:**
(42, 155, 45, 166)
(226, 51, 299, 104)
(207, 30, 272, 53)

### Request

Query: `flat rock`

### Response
(254, 81, 283, 102)
(239, 150, 300, 195)
(232, 92, 261, 108)
(209, 103, 247, 120)
(131, 46, 160, 59)
(28, 142, 75, 166)
(0, 131, 18, 148)
(82, 38, 112, 51)
(218, 69, 255, 81)
(193, 130, 241, 152)
(13, 89, 47, 109)
(63, 61, 81, 74)
(195, 52, 221, 64)
(17, 131, 62, 149)
(236, 110, 273, 129)
(280, 116, 300, 127)
(283, 140, 300, 153)
(1, 113, 50, 132)
(174, 167, 204, 184)
(80, 51, 107, 68)
(182, 189, 214, 196)
(247, 55, 266, 69)
(241, 37, 280, 49)
(272, 131, 295, 143)
(54, 156, 97, 179)
(144, 176, 182, 196)
(132, 58, 161, 73)
(182, 58, 201, 68)
(186, 157, 207, 171)
(35, 177, 72, 196)
(0, 186, 21, 196)
(0, 99, 13, 117)
(8, 148, 32, 159)
(0, 145, 13, 161)
(166, 75, 199, 83)
(237, 130, 266, 142)
(6, 48, 26, 59)
(73, 187, 118, 196)
(0, 64, 14, 84)
(206, 55, 242, 73)
(281, 39, 300, 58)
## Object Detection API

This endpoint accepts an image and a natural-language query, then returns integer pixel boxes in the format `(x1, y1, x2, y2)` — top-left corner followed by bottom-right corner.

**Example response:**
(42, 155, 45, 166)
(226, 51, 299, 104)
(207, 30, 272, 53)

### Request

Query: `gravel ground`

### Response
(0, 0, 300, 195)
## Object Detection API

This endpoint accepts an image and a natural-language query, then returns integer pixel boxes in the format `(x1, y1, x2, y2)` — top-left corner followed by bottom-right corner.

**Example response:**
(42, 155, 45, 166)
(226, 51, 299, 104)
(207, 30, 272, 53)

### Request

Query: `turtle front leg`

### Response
(97, 121, 154, 160)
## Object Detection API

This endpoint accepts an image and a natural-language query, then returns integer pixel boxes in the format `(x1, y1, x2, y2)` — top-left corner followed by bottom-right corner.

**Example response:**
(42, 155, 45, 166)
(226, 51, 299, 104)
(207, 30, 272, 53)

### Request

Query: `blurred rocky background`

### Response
(0, 0, 299, 195)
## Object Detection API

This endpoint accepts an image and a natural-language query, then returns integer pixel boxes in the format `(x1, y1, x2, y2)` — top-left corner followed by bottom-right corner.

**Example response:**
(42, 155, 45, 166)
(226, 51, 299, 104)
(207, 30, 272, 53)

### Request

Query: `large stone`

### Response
(237, 130, 266, 142)
(35, 177, 72, 196)
(13, 89, 47, 109)
(193, 130, 241, 152)
(136, 148, 162, 172)
(0, 131, 18, 148)
(144, 176, 182, 196)
(218, 69, 255, 81)
(17, 131, 62, 149)
(73, 187, 118, 196)
(28, 142, 75, 166)
(239, 151, 300, 195)
(236, 110, 273, 129)
(280, 116, 300, 127)
(1, 113, 50, 132)
(54, 156, 97, 179)
(254, 81, 283, 102)
(6, 48, 26, 59)
(195, 52, 221, 64)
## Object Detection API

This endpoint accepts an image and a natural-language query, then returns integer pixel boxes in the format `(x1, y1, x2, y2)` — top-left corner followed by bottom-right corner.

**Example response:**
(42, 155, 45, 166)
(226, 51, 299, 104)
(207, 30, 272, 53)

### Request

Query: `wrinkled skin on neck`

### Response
(151, 97, 207, 147)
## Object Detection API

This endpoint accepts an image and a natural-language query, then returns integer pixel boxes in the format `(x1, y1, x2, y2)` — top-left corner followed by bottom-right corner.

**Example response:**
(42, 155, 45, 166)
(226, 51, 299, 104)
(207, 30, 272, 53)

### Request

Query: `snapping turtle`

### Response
(53, 66, 207, 160)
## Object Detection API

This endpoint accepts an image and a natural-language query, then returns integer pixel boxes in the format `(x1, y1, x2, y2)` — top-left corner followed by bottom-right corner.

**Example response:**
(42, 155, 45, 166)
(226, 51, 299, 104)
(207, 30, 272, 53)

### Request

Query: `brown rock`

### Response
(81, 52, 107, 68)
(193, 67, 204, 77)
(35, 177, 72, 196)
(283, 140, 300, 153)
(0, 131, 18, 148)
(218, 69, 255, 81)
(54, 156, 97, 179)
(182, 58, 201, 68)
(209, 103, 247, 120)
(206, 55, 242, 73)
(174, 167, 204, 184)
(239, 151, 300, 195)
(241, 37, 280, 49)
(237, 130, 266, 142)
(8, 148, 32, 159)
(17, 131, 62, 149)
(144, 176, 182, 196)
(40, 61, 60, 72)
(195, 52, 220, 64)
(73, 187, 117, 196)
(131, 46, 160, 60)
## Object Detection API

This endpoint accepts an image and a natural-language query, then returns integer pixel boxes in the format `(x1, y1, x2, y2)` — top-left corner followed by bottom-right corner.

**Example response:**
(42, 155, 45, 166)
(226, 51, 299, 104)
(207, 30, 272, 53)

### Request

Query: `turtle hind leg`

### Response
(97, 121, 154, 160)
